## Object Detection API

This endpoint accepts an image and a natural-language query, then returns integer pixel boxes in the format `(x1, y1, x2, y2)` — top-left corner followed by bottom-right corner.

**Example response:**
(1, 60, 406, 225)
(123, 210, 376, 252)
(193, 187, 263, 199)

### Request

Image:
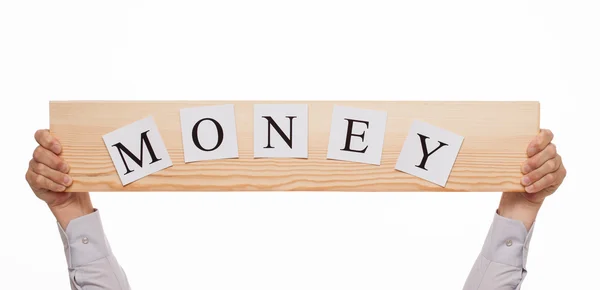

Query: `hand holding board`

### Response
(49, 101, 539, 192)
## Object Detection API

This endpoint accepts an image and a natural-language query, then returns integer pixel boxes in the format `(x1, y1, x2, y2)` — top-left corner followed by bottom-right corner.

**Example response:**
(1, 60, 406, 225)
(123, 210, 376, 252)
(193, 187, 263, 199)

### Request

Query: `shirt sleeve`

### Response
(463, 213, 535, 290)
(57, 209, 131, 290)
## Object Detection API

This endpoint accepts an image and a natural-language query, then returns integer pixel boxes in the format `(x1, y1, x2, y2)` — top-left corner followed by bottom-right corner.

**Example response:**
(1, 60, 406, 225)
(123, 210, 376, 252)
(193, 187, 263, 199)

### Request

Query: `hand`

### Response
(520, 128, 567, 203)
(498, 129, 567, 230)
(25, 129, 93, 229)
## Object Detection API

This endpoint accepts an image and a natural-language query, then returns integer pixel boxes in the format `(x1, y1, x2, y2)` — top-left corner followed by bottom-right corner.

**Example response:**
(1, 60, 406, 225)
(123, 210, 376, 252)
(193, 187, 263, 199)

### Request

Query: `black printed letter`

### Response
(415, 133, 448, 171)
(340, 118, 369, 153)
(192, 118, 224, 152)
(262, 116, 296, 149)
(112, 130, 162, 175)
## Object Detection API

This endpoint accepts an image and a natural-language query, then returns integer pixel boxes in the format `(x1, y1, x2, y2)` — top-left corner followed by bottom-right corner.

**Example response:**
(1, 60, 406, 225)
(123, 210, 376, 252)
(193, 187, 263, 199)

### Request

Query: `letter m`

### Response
(112, 130, 162, 175)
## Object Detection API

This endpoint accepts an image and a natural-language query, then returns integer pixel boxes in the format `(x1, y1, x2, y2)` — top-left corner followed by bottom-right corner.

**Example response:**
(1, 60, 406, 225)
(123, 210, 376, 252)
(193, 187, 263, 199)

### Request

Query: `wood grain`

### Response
(49, 101, 539, 192)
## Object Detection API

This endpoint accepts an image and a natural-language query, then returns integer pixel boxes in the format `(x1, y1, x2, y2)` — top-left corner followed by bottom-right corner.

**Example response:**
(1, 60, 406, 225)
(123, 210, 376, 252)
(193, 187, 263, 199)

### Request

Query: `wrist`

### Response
(49, 193, 94, 229)
(498, 192, 542, 231)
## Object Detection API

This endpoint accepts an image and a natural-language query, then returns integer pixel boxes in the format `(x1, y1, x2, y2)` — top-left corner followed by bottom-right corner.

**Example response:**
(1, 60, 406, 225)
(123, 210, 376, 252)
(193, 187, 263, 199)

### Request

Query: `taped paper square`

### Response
(327, 105, 387, 165)
(180, 104, 239, 163)
(254, 104, 308, 158)
(102, 116, 172, 186)
(395, 120, 464, 187)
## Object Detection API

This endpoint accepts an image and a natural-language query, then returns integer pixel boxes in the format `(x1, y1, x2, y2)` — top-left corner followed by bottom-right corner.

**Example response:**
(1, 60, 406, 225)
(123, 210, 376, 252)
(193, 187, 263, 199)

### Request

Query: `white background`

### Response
(0, 1, 598, 289)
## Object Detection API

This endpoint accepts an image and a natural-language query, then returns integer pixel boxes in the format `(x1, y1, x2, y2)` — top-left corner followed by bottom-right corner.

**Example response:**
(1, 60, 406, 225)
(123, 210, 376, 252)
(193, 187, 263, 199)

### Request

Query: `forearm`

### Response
(497, 192, 542, 231)
(50, 192, 94, 229)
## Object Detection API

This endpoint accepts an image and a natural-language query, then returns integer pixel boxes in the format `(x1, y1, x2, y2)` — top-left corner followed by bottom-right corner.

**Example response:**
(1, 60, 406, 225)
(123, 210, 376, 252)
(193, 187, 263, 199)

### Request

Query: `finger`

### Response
(25, 168, 38, 187)
(525, 169, 559, 193)
(31, 161, 72, 187)
(522, 155, 561, 186)
(551, 161, 567, 185)
(32, 146, 69, 173)
(27, 170, 66, 192)
(527, 129, 554, 157)
(522, 143, 558, 174)
(34, 129, 61, 154)
(557, 162, 567, 185)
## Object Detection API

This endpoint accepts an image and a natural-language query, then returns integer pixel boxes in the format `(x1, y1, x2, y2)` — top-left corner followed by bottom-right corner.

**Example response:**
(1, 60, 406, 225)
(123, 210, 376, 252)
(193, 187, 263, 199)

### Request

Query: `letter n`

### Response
(262, 116, 296, 149)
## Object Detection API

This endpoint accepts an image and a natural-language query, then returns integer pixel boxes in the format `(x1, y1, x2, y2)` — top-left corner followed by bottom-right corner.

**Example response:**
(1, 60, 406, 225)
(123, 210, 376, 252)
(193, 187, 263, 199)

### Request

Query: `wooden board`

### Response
(49, 101, 539, 192)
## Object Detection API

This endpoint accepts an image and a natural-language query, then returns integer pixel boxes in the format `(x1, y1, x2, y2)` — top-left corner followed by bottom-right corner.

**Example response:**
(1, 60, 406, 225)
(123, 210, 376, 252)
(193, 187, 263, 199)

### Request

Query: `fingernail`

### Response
(525, 185, 534, 193)
(527, 147, 535, 156)
(61, 163, 70, 173)
(523, 165, 531, 173)
(522, 176, 531, 186)
(52, 143, 61, 154)
(63, 176, 72, 186)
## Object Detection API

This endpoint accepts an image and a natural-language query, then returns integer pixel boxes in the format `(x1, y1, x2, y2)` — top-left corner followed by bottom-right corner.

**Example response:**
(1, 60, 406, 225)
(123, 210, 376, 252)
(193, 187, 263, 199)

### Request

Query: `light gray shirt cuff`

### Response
(481, 213, 535, 269)
(463, 212, 535, 290)
(57, 209, 112, 269)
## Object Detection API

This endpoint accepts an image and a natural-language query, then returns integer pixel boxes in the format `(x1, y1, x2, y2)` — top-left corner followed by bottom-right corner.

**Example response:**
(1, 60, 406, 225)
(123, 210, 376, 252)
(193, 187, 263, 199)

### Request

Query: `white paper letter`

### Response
(254, 104, 308, 158)
(326, 105, 387, 165)
(103, 116, 173, 186)
(395, 120, 464, 187)
(180, 104, 239, 163)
